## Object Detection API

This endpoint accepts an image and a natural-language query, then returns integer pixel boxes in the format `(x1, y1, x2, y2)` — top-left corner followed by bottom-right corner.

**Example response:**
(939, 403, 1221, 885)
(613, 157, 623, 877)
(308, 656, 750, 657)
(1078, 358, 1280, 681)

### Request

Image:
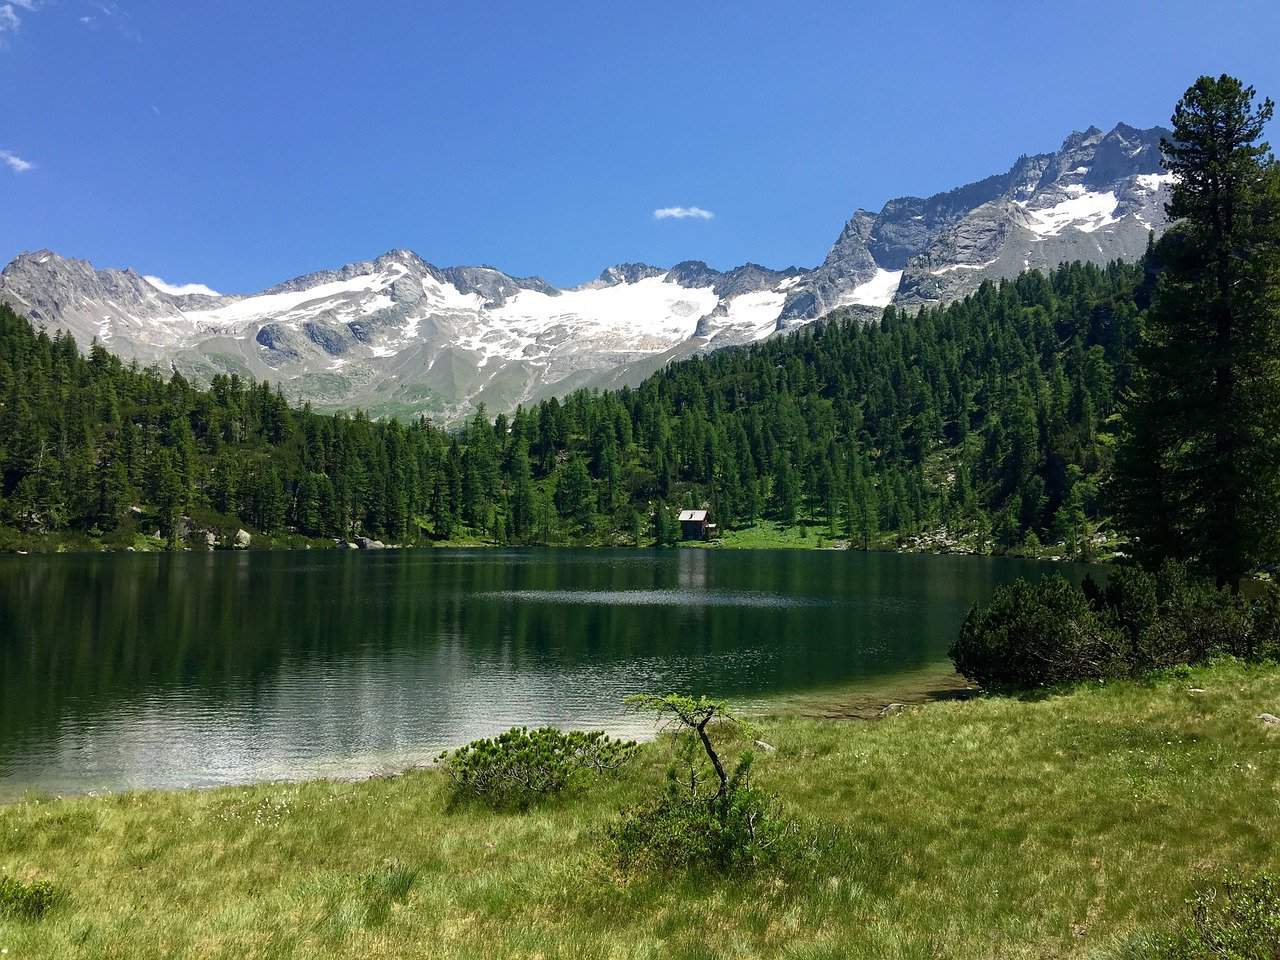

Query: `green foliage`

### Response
(952, 562, 1280, 689)
(1115, 874, 1280, 959)
(950, 576, 1127, 689)
(617, 693, 794, 874)
(0, 254, 1145, 551)
(1114, 75, 1280, 585)
(438, 726, 635, 811)
(625, 694, 737, 797)
(1091, 563, 1274, 671)
(0, 874, 64, 920)
(609, 773, 793, 875)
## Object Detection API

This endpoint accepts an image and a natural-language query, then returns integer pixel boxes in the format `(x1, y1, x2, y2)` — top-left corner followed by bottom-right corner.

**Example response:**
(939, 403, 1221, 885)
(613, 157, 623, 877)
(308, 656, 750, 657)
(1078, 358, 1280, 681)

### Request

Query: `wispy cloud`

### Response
(143, 276, 222, 298)
(654, 206, 715, 221)
(0, 5, 22, 35)
(0, 149, 34, 173)
(80, 1, 139, 41)
(0, 0, 40, 44)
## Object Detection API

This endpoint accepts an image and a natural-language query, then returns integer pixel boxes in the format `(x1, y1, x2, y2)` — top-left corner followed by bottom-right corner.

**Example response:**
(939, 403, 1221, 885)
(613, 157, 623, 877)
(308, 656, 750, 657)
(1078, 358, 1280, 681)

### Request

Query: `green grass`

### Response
(686, 519, 876, 551)
(2, 660, 1278, 958)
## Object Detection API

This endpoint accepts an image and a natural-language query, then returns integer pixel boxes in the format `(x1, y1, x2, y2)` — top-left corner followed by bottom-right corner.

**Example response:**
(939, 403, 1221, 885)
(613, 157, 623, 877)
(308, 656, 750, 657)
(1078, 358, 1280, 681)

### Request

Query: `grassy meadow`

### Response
(1, 659, 1278, 958)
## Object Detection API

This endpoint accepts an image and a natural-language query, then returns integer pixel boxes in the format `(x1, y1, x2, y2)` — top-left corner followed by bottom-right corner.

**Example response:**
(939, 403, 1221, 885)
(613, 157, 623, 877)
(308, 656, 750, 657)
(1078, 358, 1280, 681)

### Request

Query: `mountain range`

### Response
(0, 122, 1173, 422)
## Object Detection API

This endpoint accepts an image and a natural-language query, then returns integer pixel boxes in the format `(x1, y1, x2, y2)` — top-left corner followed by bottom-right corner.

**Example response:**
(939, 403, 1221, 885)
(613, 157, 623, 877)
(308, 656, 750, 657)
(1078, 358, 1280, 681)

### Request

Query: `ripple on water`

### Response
(477, 589, 834, 608)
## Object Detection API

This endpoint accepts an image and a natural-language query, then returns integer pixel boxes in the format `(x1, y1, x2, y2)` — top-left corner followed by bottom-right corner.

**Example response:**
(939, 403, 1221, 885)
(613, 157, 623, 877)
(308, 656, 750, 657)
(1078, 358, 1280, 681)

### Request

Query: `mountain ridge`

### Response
(0, 121, 1174, 422)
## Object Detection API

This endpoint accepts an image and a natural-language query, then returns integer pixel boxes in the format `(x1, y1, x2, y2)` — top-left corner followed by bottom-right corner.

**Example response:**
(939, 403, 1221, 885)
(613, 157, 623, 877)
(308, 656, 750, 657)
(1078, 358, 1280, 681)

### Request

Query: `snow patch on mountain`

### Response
(490, 274, 719, 349)
(847, 268, 903, 307)
(721, 289, 788, 341)
(1135, 172, 1176, 192)
(185, 264, 411, 327)
(1023, 191, 1120, 237)
(929, 258, 1000, 275)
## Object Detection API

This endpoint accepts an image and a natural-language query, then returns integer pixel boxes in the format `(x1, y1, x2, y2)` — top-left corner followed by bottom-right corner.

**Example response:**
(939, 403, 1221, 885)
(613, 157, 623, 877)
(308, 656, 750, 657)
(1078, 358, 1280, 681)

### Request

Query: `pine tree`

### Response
(554, 455, 593, 530)
(508, 439, 536, 542)
(771, 455, 798, 525)
(1115, 74, 1280, 585)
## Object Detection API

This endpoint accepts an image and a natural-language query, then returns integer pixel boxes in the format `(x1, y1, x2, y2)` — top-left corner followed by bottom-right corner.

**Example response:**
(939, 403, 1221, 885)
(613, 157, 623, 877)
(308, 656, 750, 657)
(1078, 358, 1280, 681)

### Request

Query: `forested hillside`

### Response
(0, 258, 1147, 553)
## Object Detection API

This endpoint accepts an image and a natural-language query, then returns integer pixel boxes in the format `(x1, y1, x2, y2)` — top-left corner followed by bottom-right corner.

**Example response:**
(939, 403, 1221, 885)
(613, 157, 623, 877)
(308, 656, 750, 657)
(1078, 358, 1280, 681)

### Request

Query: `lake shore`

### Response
(2, 659, 1276, 958)
(0, 517, 1122, 563)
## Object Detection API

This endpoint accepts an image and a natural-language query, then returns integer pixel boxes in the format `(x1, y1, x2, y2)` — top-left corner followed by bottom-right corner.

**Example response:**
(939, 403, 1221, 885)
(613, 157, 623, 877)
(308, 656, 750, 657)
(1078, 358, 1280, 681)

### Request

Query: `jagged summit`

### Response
(1, 121, 1176, 422)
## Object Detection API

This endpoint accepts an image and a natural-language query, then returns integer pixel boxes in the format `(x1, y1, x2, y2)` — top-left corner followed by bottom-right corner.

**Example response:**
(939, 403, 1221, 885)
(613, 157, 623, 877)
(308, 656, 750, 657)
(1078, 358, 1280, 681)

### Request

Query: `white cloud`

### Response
(0, 0, 38, 38)
(0, 150, 34, 173)
(143, 276, 221, 298)
(654, 206, 715, 221)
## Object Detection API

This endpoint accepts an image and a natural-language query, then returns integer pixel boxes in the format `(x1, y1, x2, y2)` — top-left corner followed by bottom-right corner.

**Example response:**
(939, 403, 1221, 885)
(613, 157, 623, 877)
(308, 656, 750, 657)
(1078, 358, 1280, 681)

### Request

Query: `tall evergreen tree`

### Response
(1115, 74, 1280, 585)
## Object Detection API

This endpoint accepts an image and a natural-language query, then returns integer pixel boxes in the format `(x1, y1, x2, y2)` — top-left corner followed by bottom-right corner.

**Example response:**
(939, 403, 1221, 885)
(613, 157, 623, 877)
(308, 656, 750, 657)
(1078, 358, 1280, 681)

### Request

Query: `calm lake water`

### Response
(0, 548, 1094, 799)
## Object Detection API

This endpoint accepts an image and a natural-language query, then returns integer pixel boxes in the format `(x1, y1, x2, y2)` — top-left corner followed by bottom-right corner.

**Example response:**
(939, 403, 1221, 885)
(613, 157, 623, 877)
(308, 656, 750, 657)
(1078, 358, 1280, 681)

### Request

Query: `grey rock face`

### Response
(779, 122, 1172, 325)
(442, 265, 558, 307)
(778, 210, 880, 327)
(593, 263, 666, 287)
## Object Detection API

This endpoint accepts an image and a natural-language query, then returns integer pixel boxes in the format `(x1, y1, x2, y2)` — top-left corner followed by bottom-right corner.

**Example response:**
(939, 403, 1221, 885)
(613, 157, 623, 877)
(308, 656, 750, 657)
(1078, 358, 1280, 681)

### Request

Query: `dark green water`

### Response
(0, 548, 1094, 799)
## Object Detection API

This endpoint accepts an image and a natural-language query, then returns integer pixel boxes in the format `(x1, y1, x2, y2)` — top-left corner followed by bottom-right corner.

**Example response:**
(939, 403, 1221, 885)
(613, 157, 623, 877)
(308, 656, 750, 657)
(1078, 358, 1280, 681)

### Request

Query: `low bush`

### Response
(0, 874, 64, 920)
(950, 576, 1127, 689)
(610, 694, 796, 875)
(1093, 564, 1263, 671)
(609, 756, 794, 874)
(439, 726, 635, 810)
(952, 562, 1280, 690)
(1113, 873, 1280, 959)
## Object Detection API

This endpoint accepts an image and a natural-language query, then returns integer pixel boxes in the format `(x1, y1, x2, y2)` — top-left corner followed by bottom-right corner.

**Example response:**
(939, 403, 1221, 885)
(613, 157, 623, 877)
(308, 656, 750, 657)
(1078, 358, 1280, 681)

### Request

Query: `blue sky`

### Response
(2, 0, 1279, 292)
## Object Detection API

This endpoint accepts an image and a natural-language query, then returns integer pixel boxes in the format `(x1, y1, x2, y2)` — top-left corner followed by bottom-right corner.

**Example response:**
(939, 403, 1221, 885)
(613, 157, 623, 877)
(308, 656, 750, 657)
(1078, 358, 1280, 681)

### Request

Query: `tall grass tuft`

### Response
(0, 874, 64, 920)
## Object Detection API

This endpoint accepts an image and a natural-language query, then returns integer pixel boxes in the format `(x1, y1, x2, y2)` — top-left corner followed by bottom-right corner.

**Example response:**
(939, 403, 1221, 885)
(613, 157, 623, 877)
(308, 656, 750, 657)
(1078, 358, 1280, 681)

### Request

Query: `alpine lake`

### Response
(0, 548, 1097, 800)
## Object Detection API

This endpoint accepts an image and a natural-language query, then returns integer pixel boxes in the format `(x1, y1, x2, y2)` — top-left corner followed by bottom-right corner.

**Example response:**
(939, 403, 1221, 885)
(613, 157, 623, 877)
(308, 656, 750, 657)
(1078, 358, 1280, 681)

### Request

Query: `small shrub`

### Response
(0, 875, 64, 920)
(610, 759, 794, 874)
(1246, 586, 1280, 661)
(613, 694, 795, 875)
(1115, 873, 1280, 959)
(949, 575, 1127, 689)
(439, 726, 635, 810)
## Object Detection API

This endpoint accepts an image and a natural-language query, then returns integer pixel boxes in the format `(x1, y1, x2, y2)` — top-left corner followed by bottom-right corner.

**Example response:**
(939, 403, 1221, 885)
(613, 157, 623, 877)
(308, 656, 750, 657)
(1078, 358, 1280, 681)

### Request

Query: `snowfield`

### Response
(1023, 190, 1120, 238)
(846, 268, 904, 307)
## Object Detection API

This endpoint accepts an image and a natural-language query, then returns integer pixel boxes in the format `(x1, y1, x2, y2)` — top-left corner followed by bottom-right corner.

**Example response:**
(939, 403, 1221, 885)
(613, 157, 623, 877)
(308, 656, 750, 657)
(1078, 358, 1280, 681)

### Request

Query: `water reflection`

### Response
(0, 548, 1091, 798)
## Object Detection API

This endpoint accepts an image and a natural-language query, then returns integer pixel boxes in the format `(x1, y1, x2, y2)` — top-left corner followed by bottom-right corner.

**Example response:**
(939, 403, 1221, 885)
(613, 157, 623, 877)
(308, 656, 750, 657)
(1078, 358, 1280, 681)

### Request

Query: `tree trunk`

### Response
(696, 716, 729, 798)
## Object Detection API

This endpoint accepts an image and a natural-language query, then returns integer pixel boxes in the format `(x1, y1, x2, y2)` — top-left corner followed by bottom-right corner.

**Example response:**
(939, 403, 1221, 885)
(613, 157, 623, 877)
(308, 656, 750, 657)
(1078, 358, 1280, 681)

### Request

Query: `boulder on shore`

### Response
(355, 537, 386, 550)
(234, 529, 251, 549)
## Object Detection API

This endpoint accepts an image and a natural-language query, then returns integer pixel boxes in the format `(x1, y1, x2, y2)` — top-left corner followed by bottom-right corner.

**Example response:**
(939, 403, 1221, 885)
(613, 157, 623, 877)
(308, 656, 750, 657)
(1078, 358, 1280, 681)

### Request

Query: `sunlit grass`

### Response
(1, 660, 1277, 958)
(686, 519, 871, 551)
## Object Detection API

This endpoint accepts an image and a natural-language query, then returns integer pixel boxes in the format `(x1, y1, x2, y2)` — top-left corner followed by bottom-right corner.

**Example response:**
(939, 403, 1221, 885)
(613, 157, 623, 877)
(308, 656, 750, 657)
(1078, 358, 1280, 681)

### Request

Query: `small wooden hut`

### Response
(679, 509, 710, 541)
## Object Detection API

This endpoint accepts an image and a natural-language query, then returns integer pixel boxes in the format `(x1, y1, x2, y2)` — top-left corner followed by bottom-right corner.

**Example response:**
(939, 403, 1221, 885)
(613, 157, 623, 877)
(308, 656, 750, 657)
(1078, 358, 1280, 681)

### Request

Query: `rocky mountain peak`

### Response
(1, 120, 1180, 424)
(594, 263, 666, 287)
